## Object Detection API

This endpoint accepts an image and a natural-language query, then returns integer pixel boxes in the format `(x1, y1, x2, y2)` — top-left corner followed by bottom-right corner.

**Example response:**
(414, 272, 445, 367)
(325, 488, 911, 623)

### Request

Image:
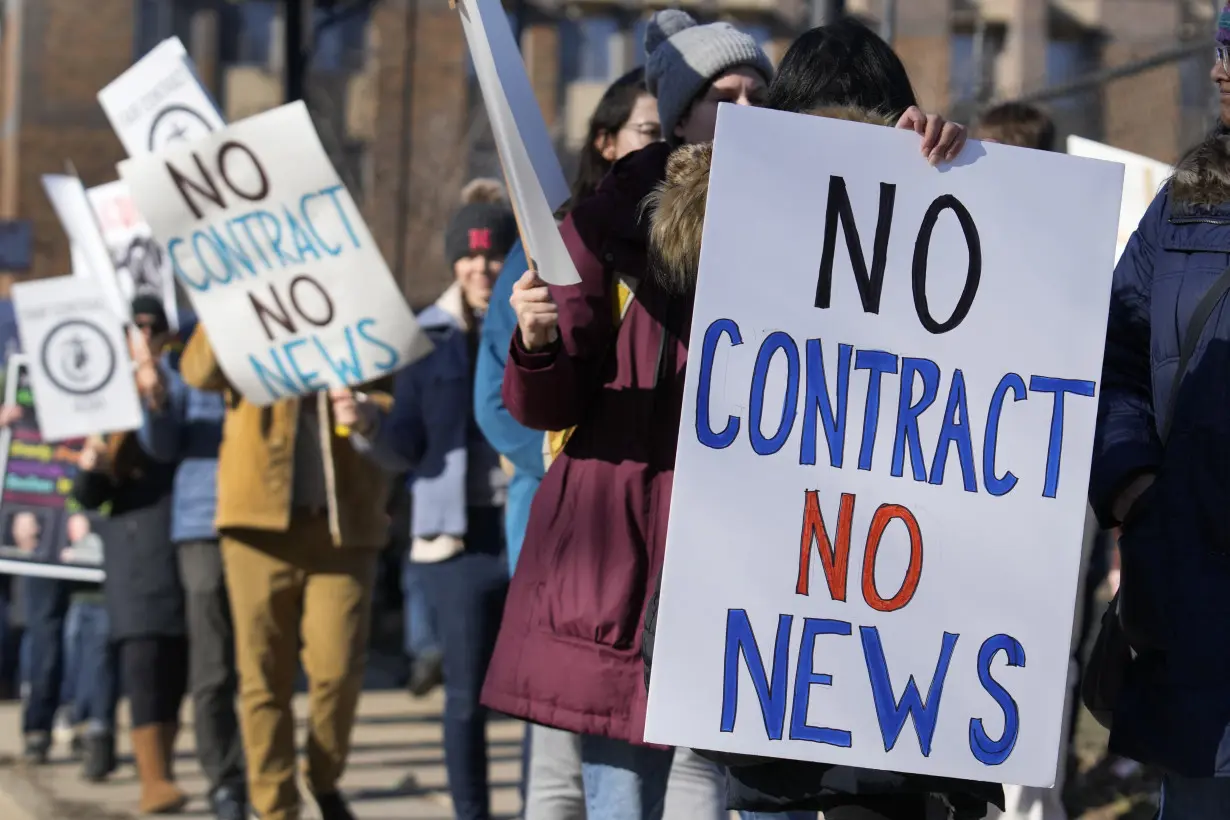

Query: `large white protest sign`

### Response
(1067, 136, 1171, 263)
(11, 277, 143, 443)
(98, 37, 224, 158)
(42, 175, 129, 321)
(119, 101, 430, 406)
(88, 180, 180, 331)
(458, 0, 580, 285)
(643, 106, 1123, 786)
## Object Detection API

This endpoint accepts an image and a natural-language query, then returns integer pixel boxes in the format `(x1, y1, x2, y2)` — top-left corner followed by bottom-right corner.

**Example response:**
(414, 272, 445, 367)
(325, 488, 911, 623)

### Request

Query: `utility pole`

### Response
(811, 0, 844, 30)
(880, 0, 897, 45)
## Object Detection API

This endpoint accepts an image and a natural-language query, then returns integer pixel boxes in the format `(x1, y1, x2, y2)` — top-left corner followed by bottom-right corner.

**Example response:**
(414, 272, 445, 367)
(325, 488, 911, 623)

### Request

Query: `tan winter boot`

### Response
(158, 722, 179, 781)
(131, 725, 187, 814)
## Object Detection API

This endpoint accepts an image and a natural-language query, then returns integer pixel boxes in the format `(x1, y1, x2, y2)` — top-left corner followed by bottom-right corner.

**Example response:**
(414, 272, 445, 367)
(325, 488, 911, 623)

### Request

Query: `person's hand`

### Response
(78, 435, 107, 473)
(130, 327, 165, 410)
(896, 106, 967, 166)
(511, 270, 559, 352)
(329, 388, 375, 436)
(0, 404, 22, 428)
(1112, 473, 1156, 525)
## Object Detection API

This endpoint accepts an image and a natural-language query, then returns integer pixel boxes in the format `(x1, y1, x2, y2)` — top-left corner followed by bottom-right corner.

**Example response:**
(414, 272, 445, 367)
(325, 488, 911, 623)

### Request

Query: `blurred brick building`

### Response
(0, 0, 1220, 302)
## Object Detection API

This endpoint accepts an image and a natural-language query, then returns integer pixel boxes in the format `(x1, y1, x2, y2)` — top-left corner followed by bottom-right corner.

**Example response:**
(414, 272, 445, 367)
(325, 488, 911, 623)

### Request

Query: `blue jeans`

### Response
(402, 558, 440, 660)
(64, 601, 117, 735)
(580, 734, 675, 820)
(20, 577, 68, 735)
(1158, 773, 1230, 818)
(417, 510, 509, 820)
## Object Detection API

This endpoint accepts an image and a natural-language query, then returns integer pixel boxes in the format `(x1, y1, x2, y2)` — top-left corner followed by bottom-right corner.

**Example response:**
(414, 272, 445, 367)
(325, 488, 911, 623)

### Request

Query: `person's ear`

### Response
(596, 131, 616, 162)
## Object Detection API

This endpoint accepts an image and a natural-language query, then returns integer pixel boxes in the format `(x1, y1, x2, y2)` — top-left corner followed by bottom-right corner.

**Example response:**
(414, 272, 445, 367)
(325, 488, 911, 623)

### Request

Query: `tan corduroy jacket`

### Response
(180, 325, 395, 549)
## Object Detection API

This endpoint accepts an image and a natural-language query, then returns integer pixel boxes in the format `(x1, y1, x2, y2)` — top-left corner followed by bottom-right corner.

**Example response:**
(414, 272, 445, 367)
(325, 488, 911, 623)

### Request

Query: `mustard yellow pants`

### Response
(221, 514, 378, 820)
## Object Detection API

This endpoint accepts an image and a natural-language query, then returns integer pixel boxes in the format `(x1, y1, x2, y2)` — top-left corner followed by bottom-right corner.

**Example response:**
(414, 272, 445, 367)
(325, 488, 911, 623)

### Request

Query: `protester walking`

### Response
(60, 512, 119, 782)
(1088, 8, 1230, 816)
(136, 303, 245, 820)
(375, 179, 515, 820)
(179, 320, 396, 820)
(74, 300, 188, 816)
(483, 11, 776, 820)
(495, 12, 973, 820)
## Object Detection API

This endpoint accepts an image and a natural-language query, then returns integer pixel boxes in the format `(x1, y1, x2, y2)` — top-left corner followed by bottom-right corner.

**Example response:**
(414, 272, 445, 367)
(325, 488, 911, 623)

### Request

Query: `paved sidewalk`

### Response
(0, 690, 523, 819)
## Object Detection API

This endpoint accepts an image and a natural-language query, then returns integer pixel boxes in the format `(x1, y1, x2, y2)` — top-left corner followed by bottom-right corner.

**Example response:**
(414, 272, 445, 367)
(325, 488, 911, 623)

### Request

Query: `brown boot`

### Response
(131, 725, 187, 814)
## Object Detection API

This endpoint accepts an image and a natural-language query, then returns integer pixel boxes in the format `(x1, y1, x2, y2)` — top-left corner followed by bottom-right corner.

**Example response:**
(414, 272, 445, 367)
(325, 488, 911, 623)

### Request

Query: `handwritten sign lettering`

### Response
(643, 105, 1124, 787)
(119, 102, 430, 405)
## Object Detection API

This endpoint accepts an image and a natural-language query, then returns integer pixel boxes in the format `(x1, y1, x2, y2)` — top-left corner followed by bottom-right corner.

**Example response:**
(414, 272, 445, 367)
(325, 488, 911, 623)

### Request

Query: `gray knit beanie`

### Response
(643, 9, 774, 143)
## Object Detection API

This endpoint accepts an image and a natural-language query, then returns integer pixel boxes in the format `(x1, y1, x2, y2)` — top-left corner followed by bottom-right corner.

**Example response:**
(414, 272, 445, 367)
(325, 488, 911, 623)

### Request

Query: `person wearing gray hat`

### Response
(643, 9, 774, 146)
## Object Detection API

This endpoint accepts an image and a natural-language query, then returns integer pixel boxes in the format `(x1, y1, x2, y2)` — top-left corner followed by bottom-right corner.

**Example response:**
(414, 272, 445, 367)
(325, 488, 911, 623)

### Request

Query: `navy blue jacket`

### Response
(1091, 132, 1230, 777)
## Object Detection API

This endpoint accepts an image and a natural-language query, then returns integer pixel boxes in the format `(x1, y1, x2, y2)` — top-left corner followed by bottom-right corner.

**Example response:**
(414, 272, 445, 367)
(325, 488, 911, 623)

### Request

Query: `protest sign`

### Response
(118, 101, 430, 406)
(643, 105, 1123, 787)
(1067, 136, 1171, 263)
(88, 180, 180, 331)
(0, 355, 106, 583)
(98, 37, 224, 158)
(11, 276, 142, 443)
(43, 174, 129, 320)
(458, 0, 579, 285)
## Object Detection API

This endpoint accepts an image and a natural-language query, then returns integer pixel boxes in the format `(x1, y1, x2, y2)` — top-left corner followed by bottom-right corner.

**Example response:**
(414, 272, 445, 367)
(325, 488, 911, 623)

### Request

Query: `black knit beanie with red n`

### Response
(445, 178, 517, 265)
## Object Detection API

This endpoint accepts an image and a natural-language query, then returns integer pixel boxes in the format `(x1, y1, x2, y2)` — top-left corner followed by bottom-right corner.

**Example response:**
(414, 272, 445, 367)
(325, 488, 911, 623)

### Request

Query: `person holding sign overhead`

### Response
(178, 321, 395, 820)
(490, 12, 972, 820)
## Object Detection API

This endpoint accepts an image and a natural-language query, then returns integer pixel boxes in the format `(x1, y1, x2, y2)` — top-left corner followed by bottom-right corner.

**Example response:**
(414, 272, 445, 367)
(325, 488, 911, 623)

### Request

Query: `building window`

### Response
(236, 1, 279, 66)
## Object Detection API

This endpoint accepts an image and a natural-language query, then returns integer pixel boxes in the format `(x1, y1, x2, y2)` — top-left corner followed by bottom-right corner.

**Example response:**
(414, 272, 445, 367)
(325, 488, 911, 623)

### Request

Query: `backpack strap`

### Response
(1160, 263, 1230, 442)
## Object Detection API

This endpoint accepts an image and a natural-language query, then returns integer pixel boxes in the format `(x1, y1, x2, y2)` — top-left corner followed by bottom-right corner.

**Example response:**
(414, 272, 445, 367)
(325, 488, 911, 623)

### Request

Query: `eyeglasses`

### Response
(622, 122, 662, 141)
(1218, 45, 1230, 75)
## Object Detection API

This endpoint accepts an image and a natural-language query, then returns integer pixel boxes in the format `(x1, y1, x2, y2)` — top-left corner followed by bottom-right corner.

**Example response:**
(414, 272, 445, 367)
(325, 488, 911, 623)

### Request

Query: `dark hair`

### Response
(973, 102, 1056, 151)
(571, 67, 651, 205)
(766, 17, 917, 118)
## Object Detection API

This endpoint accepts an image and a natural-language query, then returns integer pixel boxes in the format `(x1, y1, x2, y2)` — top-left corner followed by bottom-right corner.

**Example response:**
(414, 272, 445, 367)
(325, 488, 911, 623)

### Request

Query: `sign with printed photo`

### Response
(0, 356, 105, 582)
(119, 101, 431, 406)
(643, 105, 1124, 787)
(88, 180, 181, 331)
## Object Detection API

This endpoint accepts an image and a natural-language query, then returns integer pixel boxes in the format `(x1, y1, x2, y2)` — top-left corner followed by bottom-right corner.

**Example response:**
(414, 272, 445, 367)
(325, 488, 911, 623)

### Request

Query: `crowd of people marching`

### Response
(1, 5, 1229, 820)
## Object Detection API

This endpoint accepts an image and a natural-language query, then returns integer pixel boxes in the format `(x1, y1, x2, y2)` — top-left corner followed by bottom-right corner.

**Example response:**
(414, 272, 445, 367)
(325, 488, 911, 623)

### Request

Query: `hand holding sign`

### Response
(511, 270, 558, 351)
(329, 387, 374, 438)
(78, 436, 108, 473)
(128, 326, 165, 411)
(0, 404, 22, 428)
(895, 107, 966, 166)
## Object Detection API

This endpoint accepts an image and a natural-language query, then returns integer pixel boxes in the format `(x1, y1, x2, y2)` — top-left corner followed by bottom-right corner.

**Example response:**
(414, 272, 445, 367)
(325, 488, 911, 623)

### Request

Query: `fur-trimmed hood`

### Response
(1170, 127, 1230, 208)
(646, 105, 895, 292)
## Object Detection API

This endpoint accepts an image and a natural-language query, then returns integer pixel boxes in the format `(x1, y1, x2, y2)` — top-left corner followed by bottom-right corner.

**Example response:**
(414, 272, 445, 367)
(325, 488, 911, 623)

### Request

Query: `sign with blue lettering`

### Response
(643, 105, 1123, 787)
(117, 101, 431, 406)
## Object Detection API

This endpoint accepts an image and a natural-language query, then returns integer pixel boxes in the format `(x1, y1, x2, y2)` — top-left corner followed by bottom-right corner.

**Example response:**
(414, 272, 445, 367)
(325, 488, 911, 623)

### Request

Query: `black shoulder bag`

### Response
(1082, 264, 1230, 729)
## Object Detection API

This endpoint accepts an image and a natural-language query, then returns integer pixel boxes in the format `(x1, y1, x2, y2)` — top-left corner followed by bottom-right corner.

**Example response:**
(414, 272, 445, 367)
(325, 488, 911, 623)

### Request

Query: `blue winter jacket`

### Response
(1090, 133, 1230, 777)
(474, 240, 544, 572)
(379, 287, 505, 548)
(137, 354, 225, 543)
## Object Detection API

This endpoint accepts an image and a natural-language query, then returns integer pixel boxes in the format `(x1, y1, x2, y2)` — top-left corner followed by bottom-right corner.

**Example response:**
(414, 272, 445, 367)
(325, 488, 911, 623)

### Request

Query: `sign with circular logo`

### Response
(147, 104, 216, 152)
(39, 320, 117, 397)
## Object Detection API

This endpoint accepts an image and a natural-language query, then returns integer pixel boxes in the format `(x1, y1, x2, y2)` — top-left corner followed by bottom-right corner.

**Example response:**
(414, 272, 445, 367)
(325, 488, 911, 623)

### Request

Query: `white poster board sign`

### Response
(119, 101, 430, 406)
(1067, 136, 1171, 263)
(458, 0, 579, 285)
(42, 175, 129, 321)
(11, 276, 142, 443)
(644, 106, 1123, 787)
(88, 180, 180, 331)
(98, 37, 224, 158)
